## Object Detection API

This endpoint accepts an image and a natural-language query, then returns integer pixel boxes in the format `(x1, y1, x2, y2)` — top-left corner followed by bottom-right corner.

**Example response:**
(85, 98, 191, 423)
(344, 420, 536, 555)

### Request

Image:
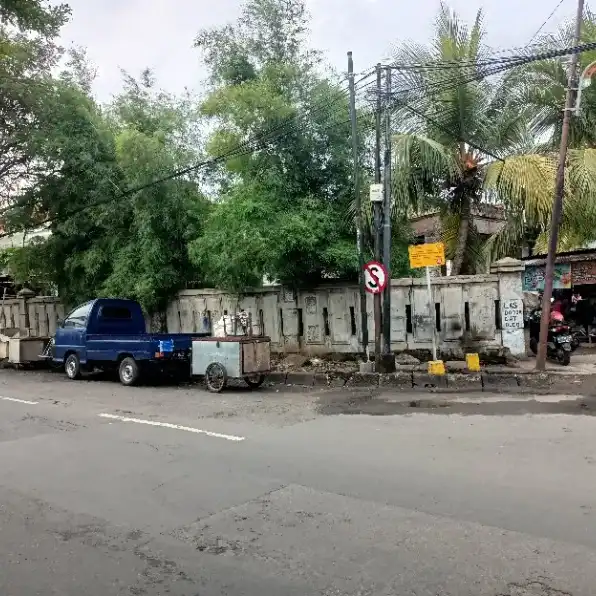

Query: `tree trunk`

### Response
(451, 193, 471, 275)
(149, 310, 167, 332)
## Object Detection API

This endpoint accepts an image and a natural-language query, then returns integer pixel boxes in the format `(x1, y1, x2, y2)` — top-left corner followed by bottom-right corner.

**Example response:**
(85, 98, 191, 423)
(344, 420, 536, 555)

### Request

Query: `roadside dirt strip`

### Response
(271, 369, 596, 395)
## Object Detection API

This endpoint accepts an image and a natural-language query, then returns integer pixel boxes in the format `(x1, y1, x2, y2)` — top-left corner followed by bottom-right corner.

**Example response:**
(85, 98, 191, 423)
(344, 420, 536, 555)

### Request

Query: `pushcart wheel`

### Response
(205, 362, 227, 393)
(244, 374, 265, 389)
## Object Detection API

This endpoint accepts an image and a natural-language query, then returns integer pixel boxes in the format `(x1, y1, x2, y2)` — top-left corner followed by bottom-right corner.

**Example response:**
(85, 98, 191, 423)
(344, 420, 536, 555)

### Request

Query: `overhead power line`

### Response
(526, 0, 569, 46)
(4, 39, 596, 238)
(0, 70, 377, 218)
(389, 38, 596, 71)
(387, 38, 575, 70)
(0, 72, 379, 234)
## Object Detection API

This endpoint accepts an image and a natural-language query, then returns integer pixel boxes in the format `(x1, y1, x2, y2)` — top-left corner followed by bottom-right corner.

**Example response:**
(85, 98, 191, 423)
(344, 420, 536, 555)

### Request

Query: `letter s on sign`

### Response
(368, 266, 380, 288)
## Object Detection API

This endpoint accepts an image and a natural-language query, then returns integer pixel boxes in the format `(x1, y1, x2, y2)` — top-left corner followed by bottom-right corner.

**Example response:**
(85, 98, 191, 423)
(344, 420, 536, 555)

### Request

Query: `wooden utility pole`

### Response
(347, 51, 369, 358)
(536, 0, 585, 370)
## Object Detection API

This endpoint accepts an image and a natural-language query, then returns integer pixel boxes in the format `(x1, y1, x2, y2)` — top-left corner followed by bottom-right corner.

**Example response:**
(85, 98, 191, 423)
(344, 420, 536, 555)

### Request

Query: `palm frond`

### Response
(383, 5, 596, 270)
(391, 132, 460, 214)
(484, 154, 555, 225)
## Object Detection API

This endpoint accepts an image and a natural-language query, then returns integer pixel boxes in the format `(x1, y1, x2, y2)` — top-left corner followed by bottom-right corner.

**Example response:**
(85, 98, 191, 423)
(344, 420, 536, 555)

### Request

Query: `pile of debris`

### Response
(272, 349, 517, 373)
(272, 354, 360, 374)
(272, 352, 426, 373)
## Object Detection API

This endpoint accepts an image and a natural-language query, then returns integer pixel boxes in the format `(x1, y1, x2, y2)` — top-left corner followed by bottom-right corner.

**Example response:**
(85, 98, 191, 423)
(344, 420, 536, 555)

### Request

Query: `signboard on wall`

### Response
(572, 261, 596, 285)
(501, 299, 524, 330)
(522, 264, 572, 291)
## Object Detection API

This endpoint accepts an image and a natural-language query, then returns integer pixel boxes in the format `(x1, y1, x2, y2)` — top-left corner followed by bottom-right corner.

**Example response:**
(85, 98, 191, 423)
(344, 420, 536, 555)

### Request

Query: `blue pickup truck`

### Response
(53, 298, 203, 386)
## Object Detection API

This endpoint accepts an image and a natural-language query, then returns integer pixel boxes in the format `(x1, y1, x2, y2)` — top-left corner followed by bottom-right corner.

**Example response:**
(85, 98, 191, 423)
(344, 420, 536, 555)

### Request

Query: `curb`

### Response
(270, 370, 596, 395)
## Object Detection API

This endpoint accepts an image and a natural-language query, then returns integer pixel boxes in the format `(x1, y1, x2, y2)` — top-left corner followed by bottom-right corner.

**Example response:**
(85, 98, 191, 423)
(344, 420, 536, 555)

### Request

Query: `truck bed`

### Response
(78, 332, 209, 363)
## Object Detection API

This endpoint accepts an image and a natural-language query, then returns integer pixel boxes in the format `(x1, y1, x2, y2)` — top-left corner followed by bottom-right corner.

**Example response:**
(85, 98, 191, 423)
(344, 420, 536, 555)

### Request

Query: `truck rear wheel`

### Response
(65, 353, 81, 380)
(119, 357, 140, 386)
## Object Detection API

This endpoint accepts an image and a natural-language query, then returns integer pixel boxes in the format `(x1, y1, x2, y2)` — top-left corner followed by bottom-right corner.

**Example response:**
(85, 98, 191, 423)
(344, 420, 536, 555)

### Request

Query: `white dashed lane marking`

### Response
(98, 413, 246, 442)
(0, 396, 39, 405)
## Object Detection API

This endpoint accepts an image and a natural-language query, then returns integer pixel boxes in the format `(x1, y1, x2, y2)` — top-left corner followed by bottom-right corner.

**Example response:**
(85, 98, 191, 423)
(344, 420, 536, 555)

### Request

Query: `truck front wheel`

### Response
(119, 357, 140, 386)
(65, 353, 81, 380)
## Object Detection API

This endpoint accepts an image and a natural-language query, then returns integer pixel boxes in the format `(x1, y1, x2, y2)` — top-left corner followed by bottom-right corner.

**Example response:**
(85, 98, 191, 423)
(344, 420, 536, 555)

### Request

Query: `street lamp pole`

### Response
(380, 66, 396, 373)
(347, 51, 369, 359)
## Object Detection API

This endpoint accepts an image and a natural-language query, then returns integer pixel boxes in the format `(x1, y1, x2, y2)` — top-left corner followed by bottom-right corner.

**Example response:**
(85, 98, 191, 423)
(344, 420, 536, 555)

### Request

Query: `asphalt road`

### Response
(1, 369, 596, 595)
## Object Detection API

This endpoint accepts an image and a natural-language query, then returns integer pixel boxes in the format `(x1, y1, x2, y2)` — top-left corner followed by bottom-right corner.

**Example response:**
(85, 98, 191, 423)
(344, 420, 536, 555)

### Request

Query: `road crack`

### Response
(497, 579, 573, 596)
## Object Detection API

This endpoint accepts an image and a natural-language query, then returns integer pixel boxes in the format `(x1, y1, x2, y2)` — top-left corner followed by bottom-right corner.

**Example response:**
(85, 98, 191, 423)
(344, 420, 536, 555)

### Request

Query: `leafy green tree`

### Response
(96, 76, 208, 313)
(2, 78, 123, 301)
(1, 0, 208, 313)
(0, 5, 67, 208)
(0, 0, 123, 297)
(91, 73, 207, 313)
(0, 0, 69, 36)
(4, 65, 208, 314)
(0, 238, 55, 294)
(191, 184, 358, 291)
(192, 0, 411, 289)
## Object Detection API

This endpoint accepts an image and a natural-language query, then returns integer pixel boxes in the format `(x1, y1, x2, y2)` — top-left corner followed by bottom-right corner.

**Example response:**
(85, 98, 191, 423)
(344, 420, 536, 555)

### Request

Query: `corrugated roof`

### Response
(523, 248, 596, 267)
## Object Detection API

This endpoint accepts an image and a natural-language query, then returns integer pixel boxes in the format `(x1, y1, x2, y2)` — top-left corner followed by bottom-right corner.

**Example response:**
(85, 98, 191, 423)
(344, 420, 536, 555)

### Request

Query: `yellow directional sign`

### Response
(408, 242, 446, 269)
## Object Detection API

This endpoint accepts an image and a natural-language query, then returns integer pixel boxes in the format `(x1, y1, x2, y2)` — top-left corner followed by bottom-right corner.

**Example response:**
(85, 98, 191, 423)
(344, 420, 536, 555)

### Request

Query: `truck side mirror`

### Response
(56, 318, 64, 328)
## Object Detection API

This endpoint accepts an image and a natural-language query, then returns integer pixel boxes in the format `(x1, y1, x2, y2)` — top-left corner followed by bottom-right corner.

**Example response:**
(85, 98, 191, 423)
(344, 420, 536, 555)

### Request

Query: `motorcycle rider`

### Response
(529, 292, 573, 363)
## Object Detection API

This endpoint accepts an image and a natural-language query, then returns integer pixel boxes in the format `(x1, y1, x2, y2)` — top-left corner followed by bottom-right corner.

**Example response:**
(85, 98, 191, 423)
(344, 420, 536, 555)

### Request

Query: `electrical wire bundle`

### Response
(3, 38, 596, 238)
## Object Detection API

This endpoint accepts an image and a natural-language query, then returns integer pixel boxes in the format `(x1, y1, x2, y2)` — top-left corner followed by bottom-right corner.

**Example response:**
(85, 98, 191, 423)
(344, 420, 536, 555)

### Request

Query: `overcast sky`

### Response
(58, 0, 585, 102)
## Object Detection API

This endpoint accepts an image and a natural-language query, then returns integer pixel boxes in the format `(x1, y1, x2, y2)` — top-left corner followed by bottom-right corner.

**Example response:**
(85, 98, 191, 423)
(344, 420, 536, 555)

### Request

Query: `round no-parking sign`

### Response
(363, 260, 388, 294)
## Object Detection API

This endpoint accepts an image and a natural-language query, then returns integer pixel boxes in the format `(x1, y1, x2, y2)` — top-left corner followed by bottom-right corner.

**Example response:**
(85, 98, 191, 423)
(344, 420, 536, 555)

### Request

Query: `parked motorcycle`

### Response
(570, 329, 581, 352)
(528, 308, 573, 366)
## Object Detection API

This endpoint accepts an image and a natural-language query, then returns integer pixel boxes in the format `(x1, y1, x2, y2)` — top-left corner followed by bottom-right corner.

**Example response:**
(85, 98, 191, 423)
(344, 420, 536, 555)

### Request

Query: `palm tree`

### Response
(389, 4, 593, 272)
(502, 9, 596, 253)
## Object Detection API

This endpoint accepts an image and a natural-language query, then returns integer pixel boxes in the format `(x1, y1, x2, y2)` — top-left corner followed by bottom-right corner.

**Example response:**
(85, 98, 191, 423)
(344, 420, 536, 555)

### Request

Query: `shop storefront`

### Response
(522, 250, 596, 293)
(522, 250, 596, 332)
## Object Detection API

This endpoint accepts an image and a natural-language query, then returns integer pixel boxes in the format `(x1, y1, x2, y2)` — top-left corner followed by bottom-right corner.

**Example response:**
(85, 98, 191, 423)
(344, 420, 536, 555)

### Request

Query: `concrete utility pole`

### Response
(347, 51, 369, 358)
(373, 63, 383, 370)
(536, 0, 585, 371)
(381, 66, 396, 373)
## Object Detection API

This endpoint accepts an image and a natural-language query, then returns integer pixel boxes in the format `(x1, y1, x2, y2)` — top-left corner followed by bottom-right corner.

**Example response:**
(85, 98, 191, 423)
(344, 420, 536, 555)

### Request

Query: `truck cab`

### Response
(53, 298, 197, 385)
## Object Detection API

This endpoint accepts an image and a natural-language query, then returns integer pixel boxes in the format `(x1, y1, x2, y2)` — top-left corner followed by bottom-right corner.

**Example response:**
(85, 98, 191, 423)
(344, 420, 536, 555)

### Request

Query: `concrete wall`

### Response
(10, 259, 525, 358)
(25, 297, 66, 337)
(167, 258, 525, 358)
(0, 295, 65, 338)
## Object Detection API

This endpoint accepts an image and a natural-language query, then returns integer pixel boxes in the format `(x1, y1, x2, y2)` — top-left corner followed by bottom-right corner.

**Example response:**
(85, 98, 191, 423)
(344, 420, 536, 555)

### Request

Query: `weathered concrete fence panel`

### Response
(167, 258, 525, 357)
(6, 258, 524, 358)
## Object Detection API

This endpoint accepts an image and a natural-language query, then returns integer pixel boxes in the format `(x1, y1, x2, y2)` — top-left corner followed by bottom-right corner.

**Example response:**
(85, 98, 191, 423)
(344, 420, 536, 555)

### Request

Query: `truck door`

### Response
(87, 304, 135, 362)
(54, 302, 92, 363)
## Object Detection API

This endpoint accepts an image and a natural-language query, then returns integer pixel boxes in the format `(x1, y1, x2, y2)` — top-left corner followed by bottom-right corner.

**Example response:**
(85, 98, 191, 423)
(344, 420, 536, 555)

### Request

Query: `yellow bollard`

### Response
(465, 353, 481, 372)
(428, 360, 446, 376)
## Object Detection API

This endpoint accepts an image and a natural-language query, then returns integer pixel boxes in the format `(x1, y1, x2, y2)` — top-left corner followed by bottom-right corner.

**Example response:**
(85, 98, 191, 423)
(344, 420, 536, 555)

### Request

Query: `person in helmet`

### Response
(551, 291, 564, 317)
